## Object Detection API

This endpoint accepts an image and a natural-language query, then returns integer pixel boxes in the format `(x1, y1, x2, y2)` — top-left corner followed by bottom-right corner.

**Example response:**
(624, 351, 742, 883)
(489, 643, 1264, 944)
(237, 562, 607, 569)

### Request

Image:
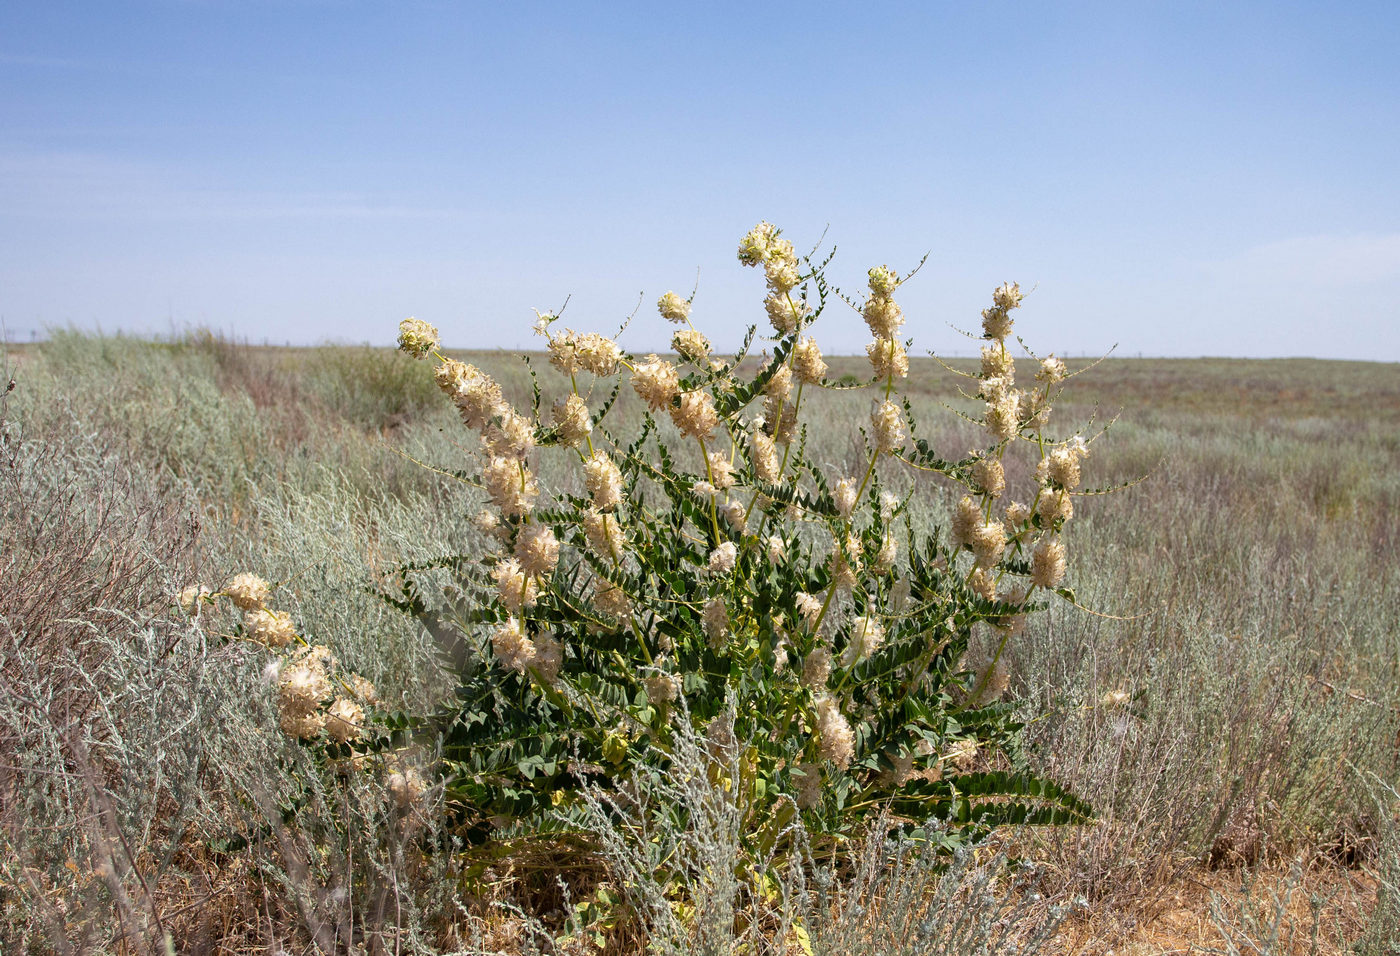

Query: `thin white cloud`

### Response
(0, 151, 452, 221)
(1222, 233, 1400, 286)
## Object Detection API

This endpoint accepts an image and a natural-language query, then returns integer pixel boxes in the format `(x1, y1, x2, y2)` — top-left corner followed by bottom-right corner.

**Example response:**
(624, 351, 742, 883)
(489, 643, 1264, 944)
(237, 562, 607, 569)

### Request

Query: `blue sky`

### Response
(2, 1, 1398, 359)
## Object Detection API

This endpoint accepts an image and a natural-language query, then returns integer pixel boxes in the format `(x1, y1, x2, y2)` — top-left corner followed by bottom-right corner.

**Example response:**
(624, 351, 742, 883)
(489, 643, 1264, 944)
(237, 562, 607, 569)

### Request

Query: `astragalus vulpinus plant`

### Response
(386, 222, 1099, 858)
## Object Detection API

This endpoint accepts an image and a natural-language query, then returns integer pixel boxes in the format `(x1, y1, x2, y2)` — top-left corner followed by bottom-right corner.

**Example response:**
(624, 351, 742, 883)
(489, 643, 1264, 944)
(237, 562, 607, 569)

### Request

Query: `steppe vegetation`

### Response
(1, 254, 1397, 951)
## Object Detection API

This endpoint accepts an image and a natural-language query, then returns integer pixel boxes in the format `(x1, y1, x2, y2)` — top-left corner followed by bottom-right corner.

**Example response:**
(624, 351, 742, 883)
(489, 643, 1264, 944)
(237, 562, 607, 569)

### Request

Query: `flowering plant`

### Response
(389, 223, 1094, 852)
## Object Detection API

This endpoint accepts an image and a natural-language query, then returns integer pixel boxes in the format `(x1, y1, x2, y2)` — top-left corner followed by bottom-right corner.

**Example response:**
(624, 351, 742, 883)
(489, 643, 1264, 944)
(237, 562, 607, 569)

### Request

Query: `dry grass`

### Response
(1, 333, 1396, 954)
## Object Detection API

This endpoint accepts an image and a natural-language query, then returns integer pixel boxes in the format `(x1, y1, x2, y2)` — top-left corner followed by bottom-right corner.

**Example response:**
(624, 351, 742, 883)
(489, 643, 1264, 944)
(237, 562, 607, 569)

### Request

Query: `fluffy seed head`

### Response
(970, 519, 1007, 569)
(833, 476, 858, 519)
(350, 675, 378, 704)
(515, 523, 560, 578)
(551, 394, 592, 447)
(830, 532, 862, 592)
(718, 498, 747, 532)
(993, 282, 1024, 311)
(951, 495, 982, 549)
(765, 256, 801, 294)
(583, 509, 625, 562)
(583, 453, 623, 511)
(279, 656, 332, 719)
(814, 696, 855, 769)
(766, 535, 786, 564)
(280, 712, 324, 740)
(657, 291, 691, 323)
(483, 456, 538, 517)
(802, 648, 832, 689)
(972, 457, 1006, 498)
(594, 583, 632, 622)
(386, 768, 426, 810)
(707, 451, 736, 489)
(225, 573, 270, 611)
(708, 541, 739, 575)
(1037, 355, 1067, 384)
(473, 508, 501, 537)
(867, 337, 909, 379)
(737, 221, 782, 266)
(968, 567, 997, 601)
(981, 306, 1013, 341)
(792, 336, 827, 384)
(764, 293, 806, 334)
(482, 410, 536, 460)
(873, 534, 897, 575)
(793, 762, 823, 809)
(532, 633, 563, 683)
(1005, 500, 1031, 526)
(871, 400, 906, 453)
(177, 585, 210, 615)
(546, 329, 582, 375)
(325, 698, 365, 743)
(1047, 439, 1088, 489)
(437, 362, 504, 431)
(947, 737, 980, 770)
(702, 597, 729, 649)
(985, 391, 1021, 441)
(1030, 535, 1068, 589)
(492, 617, 537, 673)
(750, 430, 780, 483)
(867, 264, 900, 297)
(841, 614, 885, 667)
(492, 557, 539, 613)
(1036, 488, 1074, 526)
(672, 328, 711, 364)
(862, 295, 905, 339)
(765, 362, 794, 401)
(396, 317, 439, 359)
(670, 390, 720, 441)
(980, 343, 1015, 380)
(576, 333, 622, 376)
(1101, 689, 1131, 708)
(245, 608, 296, 648)
(631, 355, 681, 410)
(643, 672, 682, 704)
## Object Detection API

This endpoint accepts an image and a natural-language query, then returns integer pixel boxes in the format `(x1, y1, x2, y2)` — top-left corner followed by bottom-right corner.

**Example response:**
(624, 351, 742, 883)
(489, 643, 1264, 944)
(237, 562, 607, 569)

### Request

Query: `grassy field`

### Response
(1, 330, 1396, 954)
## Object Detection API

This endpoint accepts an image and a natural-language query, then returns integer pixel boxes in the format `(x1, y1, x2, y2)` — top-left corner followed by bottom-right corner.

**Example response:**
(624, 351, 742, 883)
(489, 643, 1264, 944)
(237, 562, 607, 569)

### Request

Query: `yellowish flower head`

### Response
(867, 337, 909, 380)
(972, 457, 1006, 498)
(670, 390, 719, 441)
(867, 264, 900, 297)
(492, 617, 537, 673)
(764, 292, 806, 334)
(245, 608, 296, 648)
(631, 354, 681, 410)
(583, 452, 623, 512)
(871, 400, 906, 453)
(325, 698, 365, 744)
(792, 336, 827, 384)
(514, 522, 560, 578)
(672, 328, 711, 365)
(551, 394, 592, 448)
(583, 509, 625, 562)
(1030, 535, 1068, 589)
(396, 316, 439, 359)
(657, 290, 691, 323)
(225, 573, 270, 611)
(862, 294, 904, 339)
(814, 696, 855, 769)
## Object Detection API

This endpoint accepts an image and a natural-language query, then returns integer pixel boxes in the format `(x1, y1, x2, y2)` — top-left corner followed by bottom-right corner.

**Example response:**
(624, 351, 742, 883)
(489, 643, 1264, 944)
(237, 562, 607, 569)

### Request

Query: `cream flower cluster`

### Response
(396, 317, 439, 359)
